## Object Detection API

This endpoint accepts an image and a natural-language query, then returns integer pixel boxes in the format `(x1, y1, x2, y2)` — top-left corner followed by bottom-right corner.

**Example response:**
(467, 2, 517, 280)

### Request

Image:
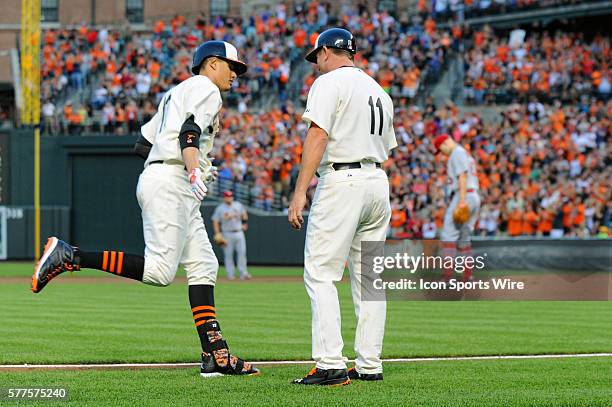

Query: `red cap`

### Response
(223, 191, 233, 198)
(433, 134, 450, 152)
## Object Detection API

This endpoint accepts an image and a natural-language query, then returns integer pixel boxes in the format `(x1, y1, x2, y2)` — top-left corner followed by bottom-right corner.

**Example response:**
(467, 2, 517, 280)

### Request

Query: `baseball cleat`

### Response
(199, 352, 260, 378)
(32, 237, 79, 293)
(198, 319, 260, 378)
(292, 367, 351, 386)
(348, 367, 383, 381)
(239, 273, 252, 280)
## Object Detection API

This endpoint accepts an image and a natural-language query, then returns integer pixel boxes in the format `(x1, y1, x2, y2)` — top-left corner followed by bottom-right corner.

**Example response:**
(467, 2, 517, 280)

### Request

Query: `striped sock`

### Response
(76, 249, 144, 281)
(188, 285, 217, 351)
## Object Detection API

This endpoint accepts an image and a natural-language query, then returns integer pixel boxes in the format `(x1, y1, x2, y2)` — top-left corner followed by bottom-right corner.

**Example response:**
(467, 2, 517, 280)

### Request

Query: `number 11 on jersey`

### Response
(368, 96, 383, 136)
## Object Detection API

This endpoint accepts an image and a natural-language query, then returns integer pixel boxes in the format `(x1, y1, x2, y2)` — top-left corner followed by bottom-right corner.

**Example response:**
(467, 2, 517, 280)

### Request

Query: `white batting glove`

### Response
(203, 166, 219, 185)
(189, 168, 208, 201)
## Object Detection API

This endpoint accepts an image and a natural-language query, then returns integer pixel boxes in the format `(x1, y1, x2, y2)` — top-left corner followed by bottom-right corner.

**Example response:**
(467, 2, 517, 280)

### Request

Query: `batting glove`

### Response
(203, 166, 219, 185)
(189, 168, 208, 201)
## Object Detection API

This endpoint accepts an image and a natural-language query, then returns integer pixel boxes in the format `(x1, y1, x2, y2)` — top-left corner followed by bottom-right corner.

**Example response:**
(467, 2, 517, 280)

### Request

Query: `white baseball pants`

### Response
(304, 164, 391, 374)
(136, 163, 218, 287)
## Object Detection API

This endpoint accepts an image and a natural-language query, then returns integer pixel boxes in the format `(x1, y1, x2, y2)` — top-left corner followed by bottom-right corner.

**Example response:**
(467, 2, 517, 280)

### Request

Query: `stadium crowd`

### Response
(40, 3, 466, 135)
(417, 0, 601, 21)
(385, 98, 610, 239)
(32, 4, 611, 238)
(210, 97, 610, 239)
(463, 27, 611, 105)
(299, 5, 461, 107)
(40, 3, 321, 135)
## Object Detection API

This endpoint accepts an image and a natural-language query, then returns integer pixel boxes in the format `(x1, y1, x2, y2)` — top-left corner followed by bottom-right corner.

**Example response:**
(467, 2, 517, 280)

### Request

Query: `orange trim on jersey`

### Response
(102, 251, 109, 270)
(191, 305, 215, 313)
(116, 252, 124, 275)
(109, 251, 117, 273)
(193, 312, 216, 320)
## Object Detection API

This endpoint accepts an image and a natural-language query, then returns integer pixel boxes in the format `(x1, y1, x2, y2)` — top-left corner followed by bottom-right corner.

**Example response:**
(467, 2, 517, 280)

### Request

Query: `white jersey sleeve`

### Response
(140, 111, 160, 145)
(302, 76, 339, 135)
(183, 79, 222, 133)
(144, 75, 222, 172)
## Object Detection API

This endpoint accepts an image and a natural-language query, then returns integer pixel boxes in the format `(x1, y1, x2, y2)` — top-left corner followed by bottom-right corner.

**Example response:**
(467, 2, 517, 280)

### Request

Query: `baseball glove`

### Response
(203, 166, 218, 185)
(453, 204, 471, 225)
(214, 232, 227, 246)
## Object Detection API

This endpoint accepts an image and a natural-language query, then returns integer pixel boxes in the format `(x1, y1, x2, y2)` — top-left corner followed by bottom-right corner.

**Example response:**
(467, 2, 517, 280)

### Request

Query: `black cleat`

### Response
(200, 352, 260, 378)
(292, 367, 351, 386)
(198, 319, 260, 378)
(32, 237, 79, 293)
(348, 367, 383, 381)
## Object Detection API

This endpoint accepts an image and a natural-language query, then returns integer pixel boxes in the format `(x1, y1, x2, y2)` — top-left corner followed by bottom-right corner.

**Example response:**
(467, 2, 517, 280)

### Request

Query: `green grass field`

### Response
(1, 262, 611, 406)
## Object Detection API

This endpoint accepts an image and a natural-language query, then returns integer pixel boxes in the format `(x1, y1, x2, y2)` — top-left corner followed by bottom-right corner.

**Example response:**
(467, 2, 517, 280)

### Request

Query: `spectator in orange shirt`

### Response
(507, 208, 523, 237)
(390, 201, 407, 238)
(522, 203, 539, 236)
(537, 209, 553, 237)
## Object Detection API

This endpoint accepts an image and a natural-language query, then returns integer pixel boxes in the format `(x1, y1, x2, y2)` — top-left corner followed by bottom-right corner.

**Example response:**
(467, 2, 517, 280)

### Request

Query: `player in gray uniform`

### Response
(212, 191, 251, 280)
(434, 134, 481, 281)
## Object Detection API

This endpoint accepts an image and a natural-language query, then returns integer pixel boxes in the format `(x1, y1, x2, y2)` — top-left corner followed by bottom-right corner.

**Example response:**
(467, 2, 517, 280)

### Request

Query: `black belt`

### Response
(316, 162, 381, 177)
(332, 162, 381, 170)
(149, 160, 187, 170)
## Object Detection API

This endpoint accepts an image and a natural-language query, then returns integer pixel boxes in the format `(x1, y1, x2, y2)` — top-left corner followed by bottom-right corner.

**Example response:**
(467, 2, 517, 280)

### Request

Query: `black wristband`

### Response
(179, 115, 201, 150)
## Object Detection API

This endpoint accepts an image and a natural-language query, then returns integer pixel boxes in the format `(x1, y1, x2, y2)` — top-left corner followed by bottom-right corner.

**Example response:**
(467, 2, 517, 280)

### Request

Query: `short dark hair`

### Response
(329, 47, 355, 61)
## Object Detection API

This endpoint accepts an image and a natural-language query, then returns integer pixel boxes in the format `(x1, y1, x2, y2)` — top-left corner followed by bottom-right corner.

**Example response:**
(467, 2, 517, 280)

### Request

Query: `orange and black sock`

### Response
(75, 249, 144, 281)
(188, 285, 218, 351)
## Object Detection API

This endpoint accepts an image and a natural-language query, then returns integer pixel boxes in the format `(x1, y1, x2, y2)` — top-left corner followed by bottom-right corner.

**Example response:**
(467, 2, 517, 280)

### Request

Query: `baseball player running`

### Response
(288, 28, 397, 386)
(212, 191, 251, 280)
(434, 134, 481, 281)
(31, 41, 259, 378)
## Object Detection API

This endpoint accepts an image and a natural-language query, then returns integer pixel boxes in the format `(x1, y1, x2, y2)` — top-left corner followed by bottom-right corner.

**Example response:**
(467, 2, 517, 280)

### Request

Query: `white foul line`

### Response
(1, 353, 611, 371)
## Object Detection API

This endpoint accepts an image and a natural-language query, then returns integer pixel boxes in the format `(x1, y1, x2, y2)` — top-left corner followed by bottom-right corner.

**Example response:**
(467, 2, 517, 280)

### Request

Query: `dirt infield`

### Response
(1, 353, 611, 371)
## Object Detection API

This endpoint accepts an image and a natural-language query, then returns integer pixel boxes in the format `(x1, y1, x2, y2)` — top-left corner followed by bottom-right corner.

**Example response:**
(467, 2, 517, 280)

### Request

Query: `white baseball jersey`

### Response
(301, 65, 395, 375)
(447, 146, 479, 192)
(141, 75, 221, 173)
(302, 67, 397, 166)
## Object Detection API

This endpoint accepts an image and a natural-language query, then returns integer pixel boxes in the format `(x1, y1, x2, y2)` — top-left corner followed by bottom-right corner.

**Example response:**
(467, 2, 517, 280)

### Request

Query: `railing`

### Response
(207, 177, 288, 213)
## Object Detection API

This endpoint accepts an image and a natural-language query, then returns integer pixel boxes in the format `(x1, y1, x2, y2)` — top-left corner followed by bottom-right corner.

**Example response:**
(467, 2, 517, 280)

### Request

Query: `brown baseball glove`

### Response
(214, 232, 227, 246)
(453, 204, 471, 225)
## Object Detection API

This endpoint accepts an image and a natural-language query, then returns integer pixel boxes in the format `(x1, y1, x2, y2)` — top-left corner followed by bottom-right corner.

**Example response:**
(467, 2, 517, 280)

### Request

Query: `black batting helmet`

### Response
(305, 28, 356, 63)
(191, 40, 248, 76)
